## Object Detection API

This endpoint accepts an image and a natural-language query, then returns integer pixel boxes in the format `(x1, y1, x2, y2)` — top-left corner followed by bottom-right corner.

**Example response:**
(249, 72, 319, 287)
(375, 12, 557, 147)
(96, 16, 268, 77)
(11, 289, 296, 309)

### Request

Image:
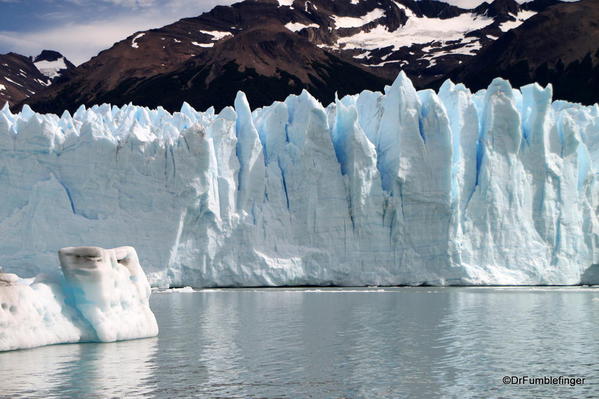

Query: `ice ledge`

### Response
(0, 246, 158, 352)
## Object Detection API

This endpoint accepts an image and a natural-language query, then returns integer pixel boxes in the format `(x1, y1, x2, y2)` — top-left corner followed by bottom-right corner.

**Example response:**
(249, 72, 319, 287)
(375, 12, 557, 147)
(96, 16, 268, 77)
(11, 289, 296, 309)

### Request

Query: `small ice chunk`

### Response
(0, 246, 158, 352)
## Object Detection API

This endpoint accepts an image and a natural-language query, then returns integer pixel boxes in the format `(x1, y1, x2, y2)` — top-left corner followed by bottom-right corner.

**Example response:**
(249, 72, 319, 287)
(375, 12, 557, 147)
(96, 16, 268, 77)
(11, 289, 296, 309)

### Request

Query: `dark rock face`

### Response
(29, 26, 389, 113)
(122, 28, 391, 112)
(0, 53, 50, 106)
(473, 0, 520, 19)
(15, 0, 586, 114)
(34, 50, 71, 65)
(0, 50, 74, 107)
(447, 0, 599, 105)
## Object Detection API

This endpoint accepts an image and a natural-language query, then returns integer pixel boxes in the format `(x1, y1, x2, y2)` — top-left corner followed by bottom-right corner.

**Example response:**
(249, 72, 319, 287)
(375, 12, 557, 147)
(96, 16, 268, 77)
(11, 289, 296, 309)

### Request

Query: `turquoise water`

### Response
(1, 287, 598, 398)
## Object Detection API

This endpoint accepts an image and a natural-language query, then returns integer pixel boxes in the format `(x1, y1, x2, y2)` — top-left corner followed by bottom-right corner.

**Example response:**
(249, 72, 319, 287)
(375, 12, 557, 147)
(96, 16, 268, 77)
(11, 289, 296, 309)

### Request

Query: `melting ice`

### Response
(0, 246, 158, 351)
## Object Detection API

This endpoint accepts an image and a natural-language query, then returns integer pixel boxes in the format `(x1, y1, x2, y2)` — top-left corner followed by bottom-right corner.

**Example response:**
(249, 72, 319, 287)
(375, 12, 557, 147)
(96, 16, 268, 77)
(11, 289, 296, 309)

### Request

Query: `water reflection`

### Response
(436, 288, 599, 398)
(0, 337, 158, 398)
(1, 287, 598, 398)
(0, 342, 81, 397)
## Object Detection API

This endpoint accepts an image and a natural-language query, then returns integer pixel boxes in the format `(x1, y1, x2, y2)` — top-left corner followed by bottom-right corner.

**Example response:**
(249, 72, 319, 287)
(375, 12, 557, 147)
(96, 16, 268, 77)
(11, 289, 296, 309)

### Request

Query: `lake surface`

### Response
(1, 287, 598, 398)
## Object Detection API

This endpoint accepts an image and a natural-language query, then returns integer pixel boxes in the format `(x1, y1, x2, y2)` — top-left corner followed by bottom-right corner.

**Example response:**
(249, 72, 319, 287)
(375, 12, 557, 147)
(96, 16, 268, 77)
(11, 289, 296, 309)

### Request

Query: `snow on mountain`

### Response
(32, 50, 75, 80)
(198, 30, 234, 40)
(34, 58, 68, 79)
(285, 21, 320, 31)
(335, 11, 492, 52)
(0, 53, 51, 106)
(22, 0, 571, 116)
(449, 0, 599, 107)
(20, 0, 577, 116)
(1, 73, 597, 287)
(131, 33, 146, 49)
(0, 50, 74, 107)
(498, 9, 536, 31)
(332, 7, 387, 28)
(306, 0, 544, 82)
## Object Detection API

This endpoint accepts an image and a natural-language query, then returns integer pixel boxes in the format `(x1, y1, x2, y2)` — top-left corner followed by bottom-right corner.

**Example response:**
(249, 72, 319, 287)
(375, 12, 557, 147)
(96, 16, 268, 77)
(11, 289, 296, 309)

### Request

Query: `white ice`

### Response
(285, 22, 320, 32)
(0, 246, 158, 352)
(0, 72, 597, 287)
(34, 58, 68, 79)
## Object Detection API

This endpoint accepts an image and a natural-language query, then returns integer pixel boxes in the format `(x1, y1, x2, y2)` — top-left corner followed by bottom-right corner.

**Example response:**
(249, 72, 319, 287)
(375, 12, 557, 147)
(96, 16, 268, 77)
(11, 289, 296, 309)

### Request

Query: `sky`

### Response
(0, 0, 563, 65)
(0, 0, 238, 65)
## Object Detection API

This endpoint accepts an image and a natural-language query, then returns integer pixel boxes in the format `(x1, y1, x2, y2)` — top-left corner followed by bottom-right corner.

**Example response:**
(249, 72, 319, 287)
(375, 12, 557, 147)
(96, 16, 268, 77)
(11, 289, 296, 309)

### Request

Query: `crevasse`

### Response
(0, 72, 598, 286)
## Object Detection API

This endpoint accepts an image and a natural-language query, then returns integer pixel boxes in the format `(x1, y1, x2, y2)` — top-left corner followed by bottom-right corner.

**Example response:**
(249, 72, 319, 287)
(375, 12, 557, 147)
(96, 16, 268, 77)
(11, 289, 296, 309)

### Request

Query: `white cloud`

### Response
(0, 0, 238, 64)
(0, 16, 165, 64)
(101, 0, 155, 8)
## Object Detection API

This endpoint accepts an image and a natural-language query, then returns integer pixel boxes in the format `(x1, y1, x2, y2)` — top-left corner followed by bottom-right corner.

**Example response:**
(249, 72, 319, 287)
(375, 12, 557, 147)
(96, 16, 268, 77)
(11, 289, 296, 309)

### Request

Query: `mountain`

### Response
(98, 25, 391, 112)
(446, 0, 599, 105)
(22, 0, 567, 113)
(0, 50, 74, 106)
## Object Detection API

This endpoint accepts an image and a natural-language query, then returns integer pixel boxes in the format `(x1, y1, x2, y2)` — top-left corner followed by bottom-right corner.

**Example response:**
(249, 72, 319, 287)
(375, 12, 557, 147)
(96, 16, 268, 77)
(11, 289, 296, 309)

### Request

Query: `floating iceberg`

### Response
(0, 246, 158, 352)
(0, 73, 597, 286)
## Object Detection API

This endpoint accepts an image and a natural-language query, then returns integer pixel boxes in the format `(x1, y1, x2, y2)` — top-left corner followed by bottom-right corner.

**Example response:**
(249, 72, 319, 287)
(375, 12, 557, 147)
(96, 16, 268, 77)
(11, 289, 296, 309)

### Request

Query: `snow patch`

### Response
(192, 41, 213, 47)
(285, 22, 320, 32)
(4, 77, 22, 87)
(34, 57, 67, 79)
(131, 33, 145, 49)
(333, 8, 386, 28)
(500, 10, 536, 32)
(338, 12, 492, 51)
(199, 30, 233, 41)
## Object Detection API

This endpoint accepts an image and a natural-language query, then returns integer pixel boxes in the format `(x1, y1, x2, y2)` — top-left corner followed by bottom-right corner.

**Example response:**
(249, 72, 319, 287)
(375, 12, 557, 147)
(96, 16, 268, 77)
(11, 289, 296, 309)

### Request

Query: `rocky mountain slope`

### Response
(447, 0, 599, 105)
(17, 0, 578, 113)
(33, 50, 75, 81)
(0, 50, 74, 106)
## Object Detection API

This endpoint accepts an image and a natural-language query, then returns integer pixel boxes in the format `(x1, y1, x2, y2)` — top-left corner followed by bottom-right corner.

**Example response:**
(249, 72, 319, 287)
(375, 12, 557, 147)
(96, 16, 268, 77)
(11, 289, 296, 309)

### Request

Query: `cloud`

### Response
(101, 0, 155, 8)
(0, 0, 238, 64)
(0, 15, 171, 64)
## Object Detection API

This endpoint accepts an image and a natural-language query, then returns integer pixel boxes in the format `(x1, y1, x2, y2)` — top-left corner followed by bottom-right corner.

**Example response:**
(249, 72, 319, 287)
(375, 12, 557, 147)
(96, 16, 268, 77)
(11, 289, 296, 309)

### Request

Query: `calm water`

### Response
(1, 287, 598, 398)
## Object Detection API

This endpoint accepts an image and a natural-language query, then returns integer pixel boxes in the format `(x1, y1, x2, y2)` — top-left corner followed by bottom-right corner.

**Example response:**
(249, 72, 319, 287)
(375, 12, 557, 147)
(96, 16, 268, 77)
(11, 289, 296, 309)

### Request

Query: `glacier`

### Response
(0, 72, 597, 286)
(0, 246, 158, 352)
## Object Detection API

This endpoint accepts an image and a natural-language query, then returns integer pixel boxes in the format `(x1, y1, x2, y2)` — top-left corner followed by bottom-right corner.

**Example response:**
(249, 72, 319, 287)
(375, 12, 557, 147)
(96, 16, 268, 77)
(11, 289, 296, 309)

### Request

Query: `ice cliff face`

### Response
(0, 73, 597, 286)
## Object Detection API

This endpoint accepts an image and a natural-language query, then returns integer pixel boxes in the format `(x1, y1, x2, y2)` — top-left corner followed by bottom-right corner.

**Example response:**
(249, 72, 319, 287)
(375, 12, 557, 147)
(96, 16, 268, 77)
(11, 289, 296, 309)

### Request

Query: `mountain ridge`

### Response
(4, 0, 590, 113)
(0, 50, 74, 106)
(446, 0, 599, 105)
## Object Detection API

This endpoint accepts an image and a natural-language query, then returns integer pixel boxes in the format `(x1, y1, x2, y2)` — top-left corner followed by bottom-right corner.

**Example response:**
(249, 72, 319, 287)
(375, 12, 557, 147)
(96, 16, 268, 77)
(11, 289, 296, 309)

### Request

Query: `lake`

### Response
(1, 287, 598, 398)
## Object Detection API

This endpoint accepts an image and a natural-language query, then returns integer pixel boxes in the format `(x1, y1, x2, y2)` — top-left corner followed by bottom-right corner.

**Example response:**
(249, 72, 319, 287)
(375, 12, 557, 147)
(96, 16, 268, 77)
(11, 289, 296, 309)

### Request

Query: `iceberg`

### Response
(0, 246, 158, 352)
(0, 73, 597, 286)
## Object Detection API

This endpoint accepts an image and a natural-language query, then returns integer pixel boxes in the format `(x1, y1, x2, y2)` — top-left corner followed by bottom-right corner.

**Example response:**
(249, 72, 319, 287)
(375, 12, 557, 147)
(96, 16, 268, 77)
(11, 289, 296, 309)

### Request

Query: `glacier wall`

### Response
(0, 72, 598, 286)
